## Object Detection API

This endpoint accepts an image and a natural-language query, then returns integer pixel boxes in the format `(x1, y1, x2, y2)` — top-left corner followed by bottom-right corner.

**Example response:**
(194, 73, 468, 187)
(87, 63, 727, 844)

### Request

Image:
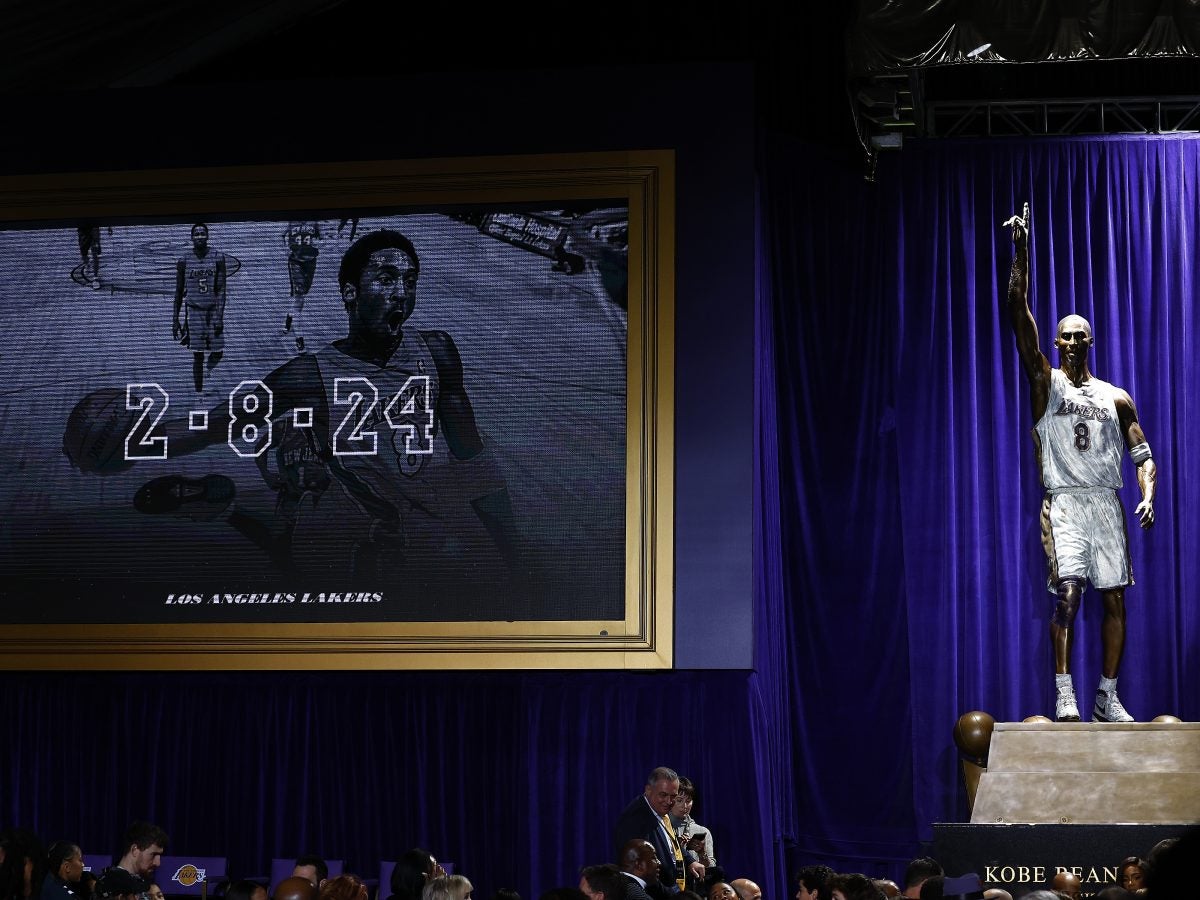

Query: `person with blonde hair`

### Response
(423, 876, 474, 900)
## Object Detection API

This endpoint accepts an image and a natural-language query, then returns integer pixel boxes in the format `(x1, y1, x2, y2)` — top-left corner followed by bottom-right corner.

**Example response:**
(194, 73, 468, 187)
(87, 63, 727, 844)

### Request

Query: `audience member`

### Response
(274, 876, 318, 900)
(901, 860, 943, 900)
(580, 866, 626, 900)
(1116, 857, 1145, 894)
(293, 858, 329, 889)
(1094, 889, 1135, 900)
(41, 843, 82, 900)
(2, 828, 46, 900)
(225, 881, 267, 900)
(114, 823, 167, 882)
(1019, 893, 1059, 900)
(321, 876, 367, 900)
(796, 866, 835, 900)
(671, 780, 715, 869)
(614, 768, 698, 894)
(828, 875, 885, 900)
(981, 891, 1011, 900)
(916, 877, 942, 900)
(730, 882, 759, 900)
(390, 850, 444, 900)
(617, 840, 662, 900)
(1049, 873, 1080, 900)
(1144, 824, 1200, 898)
(871, 882, 898, 899)
(146, 886, 163, 900)
(95, 869, 146, 900)
(77, 874, 97, 900)
(424, 876, 473, 900)
(707, 885, 737, 900)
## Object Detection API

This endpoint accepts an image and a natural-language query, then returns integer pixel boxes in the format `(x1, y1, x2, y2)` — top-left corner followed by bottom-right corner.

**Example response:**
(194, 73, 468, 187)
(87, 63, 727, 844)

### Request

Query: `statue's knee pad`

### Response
(1052, 577, 1084, 627)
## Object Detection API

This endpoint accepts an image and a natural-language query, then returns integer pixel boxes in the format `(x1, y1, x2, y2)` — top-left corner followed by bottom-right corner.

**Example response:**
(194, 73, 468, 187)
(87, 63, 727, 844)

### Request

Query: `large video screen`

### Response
(0, 205, 629, 625)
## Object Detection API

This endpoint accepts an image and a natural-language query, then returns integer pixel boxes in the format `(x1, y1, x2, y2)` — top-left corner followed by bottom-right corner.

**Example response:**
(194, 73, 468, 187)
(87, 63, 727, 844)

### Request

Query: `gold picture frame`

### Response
(0, 150, 674, 670)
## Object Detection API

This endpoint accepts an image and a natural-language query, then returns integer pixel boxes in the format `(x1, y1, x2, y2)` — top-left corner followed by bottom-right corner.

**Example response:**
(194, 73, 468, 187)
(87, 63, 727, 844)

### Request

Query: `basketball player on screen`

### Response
(282, 220, 321, 353)
(1004, 203, 1158, 722)
(77, 223, 112, 286)
(71, 229, 520, 583)
(173, 223, 227, 394)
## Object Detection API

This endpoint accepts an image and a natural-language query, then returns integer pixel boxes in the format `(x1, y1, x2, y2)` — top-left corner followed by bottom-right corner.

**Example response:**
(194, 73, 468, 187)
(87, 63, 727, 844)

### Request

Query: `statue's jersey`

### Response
(180, 249, 224, 310)
(1035, 368, 1124, 491)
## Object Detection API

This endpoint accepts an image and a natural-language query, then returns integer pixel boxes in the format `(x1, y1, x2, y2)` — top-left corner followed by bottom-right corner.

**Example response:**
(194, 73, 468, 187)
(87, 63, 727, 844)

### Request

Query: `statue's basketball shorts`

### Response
(1041, 488, 1132, 593)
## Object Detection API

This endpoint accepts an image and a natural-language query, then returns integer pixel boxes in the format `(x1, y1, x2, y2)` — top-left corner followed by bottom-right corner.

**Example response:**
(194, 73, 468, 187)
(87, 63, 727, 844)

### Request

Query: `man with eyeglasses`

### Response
(613, 767, 703, 895)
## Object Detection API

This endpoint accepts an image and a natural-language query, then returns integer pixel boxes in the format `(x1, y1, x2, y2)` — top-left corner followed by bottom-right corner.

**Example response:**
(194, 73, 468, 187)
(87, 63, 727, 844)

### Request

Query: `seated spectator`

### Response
(274, 877, 318, 900)
(829, 875, 885, 900)
(95, 868, 147, 900)
(225, 880, 267, 900)
(917, 876, 942, 900)
(672, 779, 715, 869)
(1143, 824, 1200, 898)
(580, 865, 626, 900)
(796, 866, 835, 900)
(617, 840, 662, 900)
(709, 884, 738, 900)
(321, 876, 367, 900)
(42, 842, 84, 900)
(902, 860, 943, 900)
(2, 827, 46, 900)
(872, 882, 899, 899)
(147, 886, 164, 900)
(1049, 873, 1080, 900)
(1117, 858, 1146, 894)
(294, 858, 329, 890)
(114, 823, 166, 883)
(424, 876, 473, 900)
(981, 891, 1011, 900)
(390, 851, 444, 900)
(730, 881, 760, 900)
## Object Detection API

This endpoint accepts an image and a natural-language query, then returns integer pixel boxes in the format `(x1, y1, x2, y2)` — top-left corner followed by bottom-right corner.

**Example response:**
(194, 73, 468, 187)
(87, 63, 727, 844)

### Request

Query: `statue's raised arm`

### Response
(1003, 202, 1052, 418)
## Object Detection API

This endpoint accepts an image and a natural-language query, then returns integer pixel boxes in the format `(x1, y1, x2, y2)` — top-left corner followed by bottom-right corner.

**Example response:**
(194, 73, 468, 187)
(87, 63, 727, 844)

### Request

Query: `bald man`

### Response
(1049, 872, 1081, 900)
(1006, 203, 1158, 723)
(275, 876, 319, 900)
(618, 839, 663, 900)
(731, 880, 762, 900)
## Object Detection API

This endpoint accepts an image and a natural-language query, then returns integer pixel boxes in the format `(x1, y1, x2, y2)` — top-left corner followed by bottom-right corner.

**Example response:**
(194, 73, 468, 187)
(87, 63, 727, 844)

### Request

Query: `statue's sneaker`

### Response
(1093, 690, 1134, 723)
(1055, 686, 1081, 722)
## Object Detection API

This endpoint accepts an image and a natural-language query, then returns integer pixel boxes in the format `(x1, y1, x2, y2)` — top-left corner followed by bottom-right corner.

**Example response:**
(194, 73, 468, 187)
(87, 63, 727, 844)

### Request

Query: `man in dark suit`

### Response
(617, 840, 664, 900)
(613, 767, 700, 894)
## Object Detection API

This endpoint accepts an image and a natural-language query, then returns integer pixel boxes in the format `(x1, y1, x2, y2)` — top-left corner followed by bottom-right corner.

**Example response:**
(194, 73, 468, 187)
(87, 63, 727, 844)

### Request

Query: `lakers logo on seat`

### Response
(172, 865, 206, 887)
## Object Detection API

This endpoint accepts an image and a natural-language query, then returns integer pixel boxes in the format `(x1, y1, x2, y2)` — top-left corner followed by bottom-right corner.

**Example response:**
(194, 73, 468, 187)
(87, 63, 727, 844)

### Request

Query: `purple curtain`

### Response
(761, 132, 1200, 868)
(3, 668, 789, 899)
(10, 131, 1200, 898)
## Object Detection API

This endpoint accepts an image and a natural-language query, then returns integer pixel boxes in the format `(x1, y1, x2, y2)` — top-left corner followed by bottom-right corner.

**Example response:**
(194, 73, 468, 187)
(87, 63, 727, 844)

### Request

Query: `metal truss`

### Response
(924, 96, 1200, 138)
